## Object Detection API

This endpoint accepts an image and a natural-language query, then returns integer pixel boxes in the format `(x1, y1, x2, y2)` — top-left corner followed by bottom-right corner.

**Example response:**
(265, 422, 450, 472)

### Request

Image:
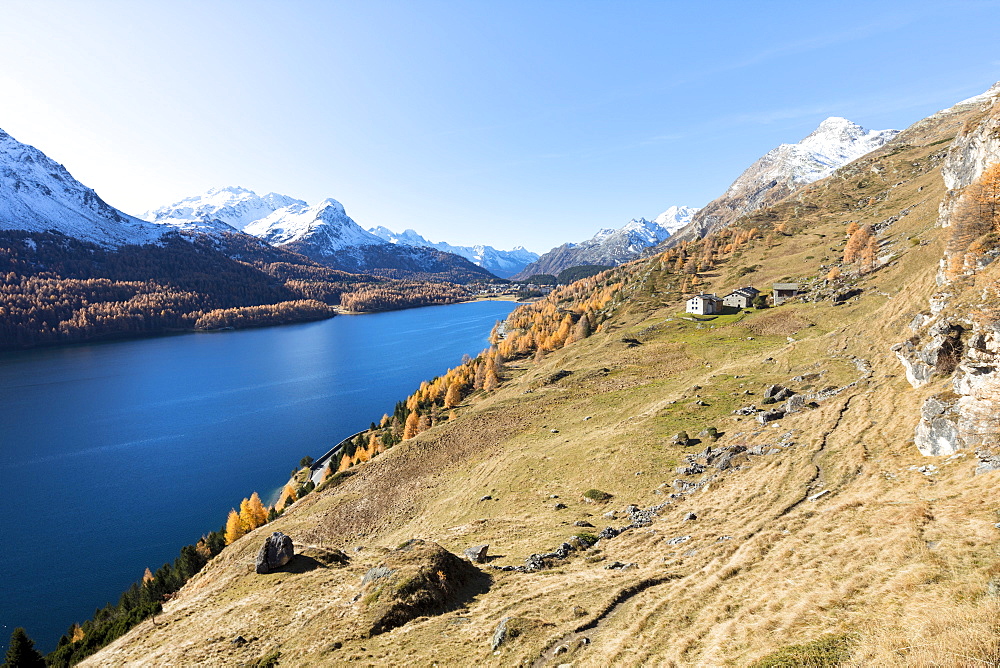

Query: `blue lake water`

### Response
(0, 300, 517, 653)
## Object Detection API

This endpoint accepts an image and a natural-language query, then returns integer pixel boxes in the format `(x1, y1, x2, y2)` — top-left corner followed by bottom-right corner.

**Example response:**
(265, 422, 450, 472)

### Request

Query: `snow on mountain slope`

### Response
(668, 117, 899, 245)
(247, 199, 384, 252)
(368, 226, 539, 278)
(147, 188, 499, 282)
(143, 186, 305, 235)
(513, 206, 698, 280)
(653, 205, 700, 236)
(0, 128, 166, 246)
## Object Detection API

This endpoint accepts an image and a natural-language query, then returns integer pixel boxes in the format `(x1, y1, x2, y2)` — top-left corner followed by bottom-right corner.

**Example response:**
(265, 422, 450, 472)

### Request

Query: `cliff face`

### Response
(893, 84, 1000, 458)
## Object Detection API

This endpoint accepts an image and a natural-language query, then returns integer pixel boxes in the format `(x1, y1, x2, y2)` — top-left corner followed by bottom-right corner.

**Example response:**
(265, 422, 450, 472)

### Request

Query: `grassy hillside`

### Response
(79, 96, 1000, 666)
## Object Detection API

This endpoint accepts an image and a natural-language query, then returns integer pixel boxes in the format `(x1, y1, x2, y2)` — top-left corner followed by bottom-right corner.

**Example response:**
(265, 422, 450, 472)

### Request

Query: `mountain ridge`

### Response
(667, 116, 899, 245)
(513, 205, 698, 279)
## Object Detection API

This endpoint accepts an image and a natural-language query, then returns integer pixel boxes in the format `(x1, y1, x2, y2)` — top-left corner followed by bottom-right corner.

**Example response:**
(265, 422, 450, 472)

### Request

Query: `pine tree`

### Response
(224, 508, 245, 545)
(3, 628, 45, 668)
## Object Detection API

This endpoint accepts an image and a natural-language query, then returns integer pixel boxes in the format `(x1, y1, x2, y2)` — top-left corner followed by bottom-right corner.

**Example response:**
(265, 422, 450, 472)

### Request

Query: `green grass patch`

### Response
(749, 634, 853, 667)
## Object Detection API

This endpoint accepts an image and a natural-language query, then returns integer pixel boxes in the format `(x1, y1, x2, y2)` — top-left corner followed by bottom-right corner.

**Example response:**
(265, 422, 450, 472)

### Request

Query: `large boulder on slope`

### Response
(255, 531, 295, 574)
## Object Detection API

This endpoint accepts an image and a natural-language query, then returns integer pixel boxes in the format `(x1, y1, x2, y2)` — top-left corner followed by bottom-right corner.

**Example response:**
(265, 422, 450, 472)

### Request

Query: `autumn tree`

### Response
(843, 225, 873, 263)
(444, 381, 462, 408)
(246, 492, 268, 528)
(861, 236, 878, 273)
(224, 508, 245, 545)
(403, 410, 421, 439)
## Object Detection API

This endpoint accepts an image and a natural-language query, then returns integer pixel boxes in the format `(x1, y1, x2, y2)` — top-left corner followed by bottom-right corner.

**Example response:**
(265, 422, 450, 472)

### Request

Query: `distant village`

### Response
(685, 283, 799, 314)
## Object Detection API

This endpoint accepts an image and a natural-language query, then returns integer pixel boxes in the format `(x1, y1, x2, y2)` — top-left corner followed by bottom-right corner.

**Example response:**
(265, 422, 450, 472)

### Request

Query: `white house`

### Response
(686, 293, 723, 315)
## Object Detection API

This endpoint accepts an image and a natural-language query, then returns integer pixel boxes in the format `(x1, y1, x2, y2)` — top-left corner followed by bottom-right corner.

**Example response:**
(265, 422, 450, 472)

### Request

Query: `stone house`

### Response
(686, 293, 723, 315)
(723, 286, 760, 309)
(772, 283, 799, 305)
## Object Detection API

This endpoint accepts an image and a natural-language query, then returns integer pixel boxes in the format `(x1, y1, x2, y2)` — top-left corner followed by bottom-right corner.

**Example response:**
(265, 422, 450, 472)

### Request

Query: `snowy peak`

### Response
(758, 117, 900, 188)
(670, 116, 899, 245)
(244, 198, 383, 251)
(143, 186, 305, 233)
(512, 205, 698, 280)
(0, 128, 166, 246)
(366, 226, 539, 278)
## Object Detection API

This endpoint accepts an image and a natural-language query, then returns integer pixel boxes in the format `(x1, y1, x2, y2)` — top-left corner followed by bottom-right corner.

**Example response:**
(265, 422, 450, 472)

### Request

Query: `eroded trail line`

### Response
(531, 575, 680, 667)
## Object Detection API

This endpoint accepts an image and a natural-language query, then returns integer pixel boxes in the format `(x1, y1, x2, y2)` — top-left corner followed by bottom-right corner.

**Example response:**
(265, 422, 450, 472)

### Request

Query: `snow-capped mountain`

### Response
(146, 188, 498, 283)
(368, 226, 539, 278)
(143, 185, 304, 235)
(247, 199, 384, 250)
(0, 128, 166, 246)
(513, 206, 698, 280)
(669, 117, 899, 245)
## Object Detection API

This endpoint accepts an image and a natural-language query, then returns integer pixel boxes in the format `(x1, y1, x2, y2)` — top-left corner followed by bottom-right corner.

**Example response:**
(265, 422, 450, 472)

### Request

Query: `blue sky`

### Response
(1, 0, 999, 253)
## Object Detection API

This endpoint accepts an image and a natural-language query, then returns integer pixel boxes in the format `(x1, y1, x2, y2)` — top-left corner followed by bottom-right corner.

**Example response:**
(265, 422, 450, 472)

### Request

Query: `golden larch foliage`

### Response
(224, 508, 245, 545)
(403, 410, 420, 439)
(246, 492, 268, 529)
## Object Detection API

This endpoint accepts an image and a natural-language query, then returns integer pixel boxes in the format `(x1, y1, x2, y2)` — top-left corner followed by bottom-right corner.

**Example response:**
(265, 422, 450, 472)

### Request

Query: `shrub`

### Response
(582, 489, 613, 502)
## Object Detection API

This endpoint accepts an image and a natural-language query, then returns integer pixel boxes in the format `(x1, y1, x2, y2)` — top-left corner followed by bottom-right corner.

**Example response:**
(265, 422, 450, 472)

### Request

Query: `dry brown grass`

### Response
(82, 91, 1000, 668)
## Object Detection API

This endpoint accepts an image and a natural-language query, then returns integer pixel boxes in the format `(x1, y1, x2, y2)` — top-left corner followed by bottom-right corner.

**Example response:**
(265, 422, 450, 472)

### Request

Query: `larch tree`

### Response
(247, 492, 268, 528)
(224, 508, 245, 545)
(444, 381, 462, 408)
(844, 225, 873, 263)
(403, 410, 421, 439)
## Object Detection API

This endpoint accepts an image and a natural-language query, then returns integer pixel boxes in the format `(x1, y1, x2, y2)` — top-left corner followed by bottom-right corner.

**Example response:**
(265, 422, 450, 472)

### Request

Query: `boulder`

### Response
(757, 409, 785, 425)
(255, 532, 294, 574)
(464, 544, 489, 563)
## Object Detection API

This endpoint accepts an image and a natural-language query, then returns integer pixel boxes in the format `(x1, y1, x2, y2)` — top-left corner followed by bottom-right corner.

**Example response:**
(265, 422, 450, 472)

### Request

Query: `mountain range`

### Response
(513, 205, 698, 279)
(368, 226, 538, 279)
(143, 187, 497, 283)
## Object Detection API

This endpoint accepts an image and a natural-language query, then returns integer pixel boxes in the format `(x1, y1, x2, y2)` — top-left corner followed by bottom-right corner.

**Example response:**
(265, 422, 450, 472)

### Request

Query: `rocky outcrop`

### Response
(360, 539, 486, 637)
(899, 311, 1000, 456)
(255, 532, 294, 574)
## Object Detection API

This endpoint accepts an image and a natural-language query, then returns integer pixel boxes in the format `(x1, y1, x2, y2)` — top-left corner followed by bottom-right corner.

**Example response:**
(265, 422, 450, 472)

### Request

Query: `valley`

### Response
(59, 83, 1000, 666)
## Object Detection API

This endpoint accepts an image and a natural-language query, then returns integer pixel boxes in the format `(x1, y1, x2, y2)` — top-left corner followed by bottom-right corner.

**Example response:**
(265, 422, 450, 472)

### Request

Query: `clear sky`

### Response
(1, 1, 999, 253)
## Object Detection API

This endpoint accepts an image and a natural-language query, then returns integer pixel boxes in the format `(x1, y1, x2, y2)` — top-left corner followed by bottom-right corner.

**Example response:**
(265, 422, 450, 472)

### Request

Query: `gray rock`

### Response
(915, 394, 963, 456)
(464, 544, 489, 563)
(598, 526, 621, 540)
(492, 616, 512, 650)
(553, 502, 568, 510)
(683, 512, 697, 521)
(255, 531, 294, 574)
(573, 520, 594, 527)
(361, 565, 395, 585)
(783, 394, 806, 413)
(523, 554, 546, 571)
(764, 384, 785, 399)
(757, 409, 785, 424)
(976, 449, 1000, 474)
(666, 535, 691, 545)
